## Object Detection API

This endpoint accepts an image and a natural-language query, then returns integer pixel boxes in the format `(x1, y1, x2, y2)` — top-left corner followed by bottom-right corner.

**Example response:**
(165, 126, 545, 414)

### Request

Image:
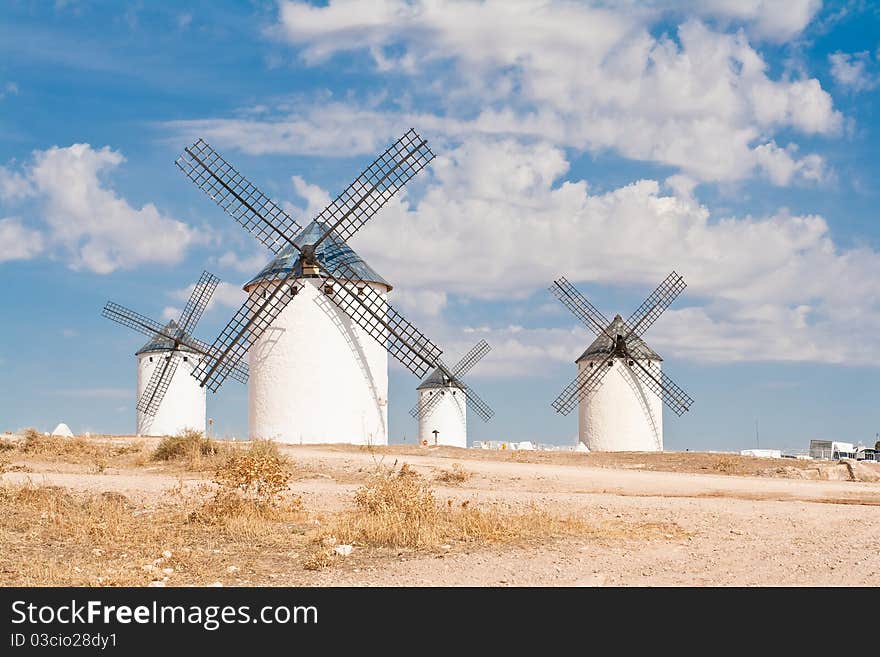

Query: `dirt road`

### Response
(4, 440, 879, 586)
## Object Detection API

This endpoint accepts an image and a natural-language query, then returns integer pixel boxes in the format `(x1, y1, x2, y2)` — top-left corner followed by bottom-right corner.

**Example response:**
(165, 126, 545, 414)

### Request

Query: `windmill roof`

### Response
(417, 367, 465, 391)
(244, 220, 390, 289)
(575, 314, 662, 363)
(136, 320, 198, 355)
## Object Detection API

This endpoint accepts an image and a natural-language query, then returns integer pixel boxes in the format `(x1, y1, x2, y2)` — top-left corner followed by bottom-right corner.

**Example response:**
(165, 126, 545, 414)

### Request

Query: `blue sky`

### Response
(1, 0, 879, 451)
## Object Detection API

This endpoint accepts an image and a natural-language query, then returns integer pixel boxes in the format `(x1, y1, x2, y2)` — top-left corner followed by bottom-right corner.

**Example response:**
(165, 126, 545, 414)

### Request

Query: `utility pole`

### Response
(755, 420, 759, 450)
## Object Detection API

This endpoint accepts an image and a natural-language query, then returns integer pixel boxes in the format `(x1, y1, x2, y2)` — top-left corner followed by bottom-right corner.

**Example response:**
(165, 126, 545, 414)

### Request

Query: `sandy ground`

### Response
(3, 439, 880, 586)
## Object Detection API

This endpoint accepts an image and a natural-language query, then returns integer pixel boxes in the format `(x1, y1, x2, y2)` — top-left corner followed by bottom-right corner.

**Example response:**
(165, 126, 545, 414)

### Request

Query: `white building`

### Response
(135, 321, 206, 437)
(246, 220, 390, 445)
(809, 439, 855, 460)
(416, 369, 467, 448)
(577, 315, 663, 452)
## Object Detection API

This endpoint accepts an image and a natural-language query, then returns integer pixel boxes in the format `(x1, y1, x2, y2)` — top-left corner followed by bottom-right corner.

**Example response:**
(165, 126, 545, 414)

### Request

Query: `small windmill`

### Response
(102, 271, 247, 436)
(549, 272, 693, 452)
(410, 339, 494, 447)
(175, 130, 489, 445)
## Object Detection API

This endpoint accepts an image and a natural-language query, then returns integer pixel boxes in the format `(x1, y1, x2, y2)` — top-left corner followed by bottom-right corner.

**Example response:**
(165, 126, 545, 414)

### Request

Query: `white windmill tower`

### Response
(411, 339, 494, 448)
(176, 130, 486, 446)
(549, 273, 693, 451)
(102, 271, 249, 436)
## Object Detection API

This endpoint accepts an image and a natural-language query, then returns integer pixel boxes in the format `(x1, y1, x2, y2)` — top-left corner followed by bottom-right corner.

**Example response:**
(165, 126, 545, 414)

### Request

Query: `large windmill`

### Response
(549, 272, 693, 451)
(410, 339, 494, 447)
(175, 129, 487, 445)
(102, 271, 247, 436)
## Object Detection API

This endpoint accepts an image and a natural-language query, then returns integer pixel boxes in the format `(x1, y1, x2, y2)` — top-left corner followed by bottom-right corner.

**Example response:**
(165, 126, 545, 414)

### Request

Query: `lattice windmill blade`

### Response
(409, 386, 445, 419)
(322, 260, 443, 379)
(550, 277, 613, 339)
(551, 354, 615, 416)
(623, 271, 686, 340)
(450, 339, 490, 378)
(178, 270, 220, 334)
(192, 272, 302, 392)
(136, 353, 180, 417)
(311, 129, 435, 249)
(457, 380, 494, 422)
(102, 302, 172, 342)
(626, 358, 694, 416)
(176, 139, 303, 255)
(185, 336, 249, 386)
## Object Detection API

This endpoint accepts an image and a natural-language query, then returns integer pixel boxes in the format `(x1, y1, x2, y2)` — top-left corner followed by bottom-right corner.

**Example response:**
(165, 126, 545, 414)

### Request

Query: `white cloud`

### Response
(0, 217, 44, 263)
(0, 167, 34, 200)
(684, 0, 822, 42)
(393, 288, 448, 317)
(0, 144, 203, 273)
(829, 51, 879, 92)
(754, 142, 828, 185)
(216, 249, 270, 273)
(320, 137, 880, 366)
(290, 174, 332, 218)
(161, 306, 180, 321)
(239, 1, 841, 185)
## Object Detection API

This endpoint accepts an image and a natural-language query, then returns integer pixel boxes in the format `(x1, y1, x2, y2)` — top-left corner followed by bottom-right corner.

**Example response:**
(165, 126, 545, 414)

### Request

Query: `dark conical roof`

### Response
(136, 320, 198, 355)
(575, 314, 662, 363)
(417, 367, 465, 391)
(245, 220, 390, 289)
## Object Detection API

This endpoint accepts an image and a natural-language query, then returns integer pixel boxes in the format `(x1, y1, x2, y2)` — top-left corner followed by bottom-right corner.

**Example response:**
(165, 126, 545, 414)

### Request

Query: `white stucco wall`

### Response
(578, 357, 663, 452)
(247, 278, 389, 445)
(136, 352, 206, 437)
(417, 386, 467, 448)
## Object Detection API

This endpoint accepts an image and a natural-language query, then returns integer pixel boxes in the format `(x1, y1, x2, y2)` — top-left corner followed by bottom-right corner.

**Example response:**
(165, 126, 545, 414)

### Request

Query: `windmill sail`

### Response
(178, 130, 447, 391)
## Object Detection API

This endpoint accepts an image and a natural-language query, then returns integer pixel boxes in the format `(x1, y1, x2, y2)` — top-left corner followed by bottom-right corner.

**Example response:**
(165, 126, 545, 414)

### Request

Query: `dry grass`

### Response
(152, 429, 221, 465)
(0, 480, 311, 586)
(187, 439, 302, 538)
(434, 463, 471, 485)
(310, 463, 681, 564)
(2, 428, 145, 470)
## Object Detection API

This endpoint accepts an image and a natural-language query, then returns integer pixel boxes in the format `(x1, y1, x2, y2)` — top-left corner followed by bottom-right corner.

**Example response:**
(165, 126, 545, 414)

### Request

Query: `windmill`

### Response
(101, 271, 247, 436)
(549, 272, 693, 451)
(410, 339, 494, 448)
(175, 129, 489, 445)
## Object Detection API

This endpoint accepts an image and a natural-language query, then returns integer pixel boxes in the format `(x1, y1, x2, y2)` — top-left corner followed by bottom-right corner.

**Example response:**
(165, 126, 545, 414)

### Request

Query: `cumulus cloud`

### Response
(329, 137, 880, 366)
(211, 0, 841, 186)
(829, 51, 879, 92)
(0, 144, 203, 273)
(216, 249, 271, 273)
(0, 217, 44, 263)
(681, 0, 822, 42)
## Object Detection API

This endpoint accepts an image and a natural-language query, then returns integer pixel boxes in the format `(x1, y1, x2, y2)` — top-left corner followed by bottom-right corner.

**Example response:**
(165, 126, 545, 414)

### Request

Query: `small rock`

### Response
(141, 564, 158, 573)
(161, 550, 173, 559)
(162, 567, 174, 575)
(92, 548, 104, 556)
(226, 565, 239, 573)
(208, 581, 223, 587)
(334, 544, 353, 557)
(322, 536, 338, 547)
(439, 544, 452, 551)
(149, 580, 165, 587)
